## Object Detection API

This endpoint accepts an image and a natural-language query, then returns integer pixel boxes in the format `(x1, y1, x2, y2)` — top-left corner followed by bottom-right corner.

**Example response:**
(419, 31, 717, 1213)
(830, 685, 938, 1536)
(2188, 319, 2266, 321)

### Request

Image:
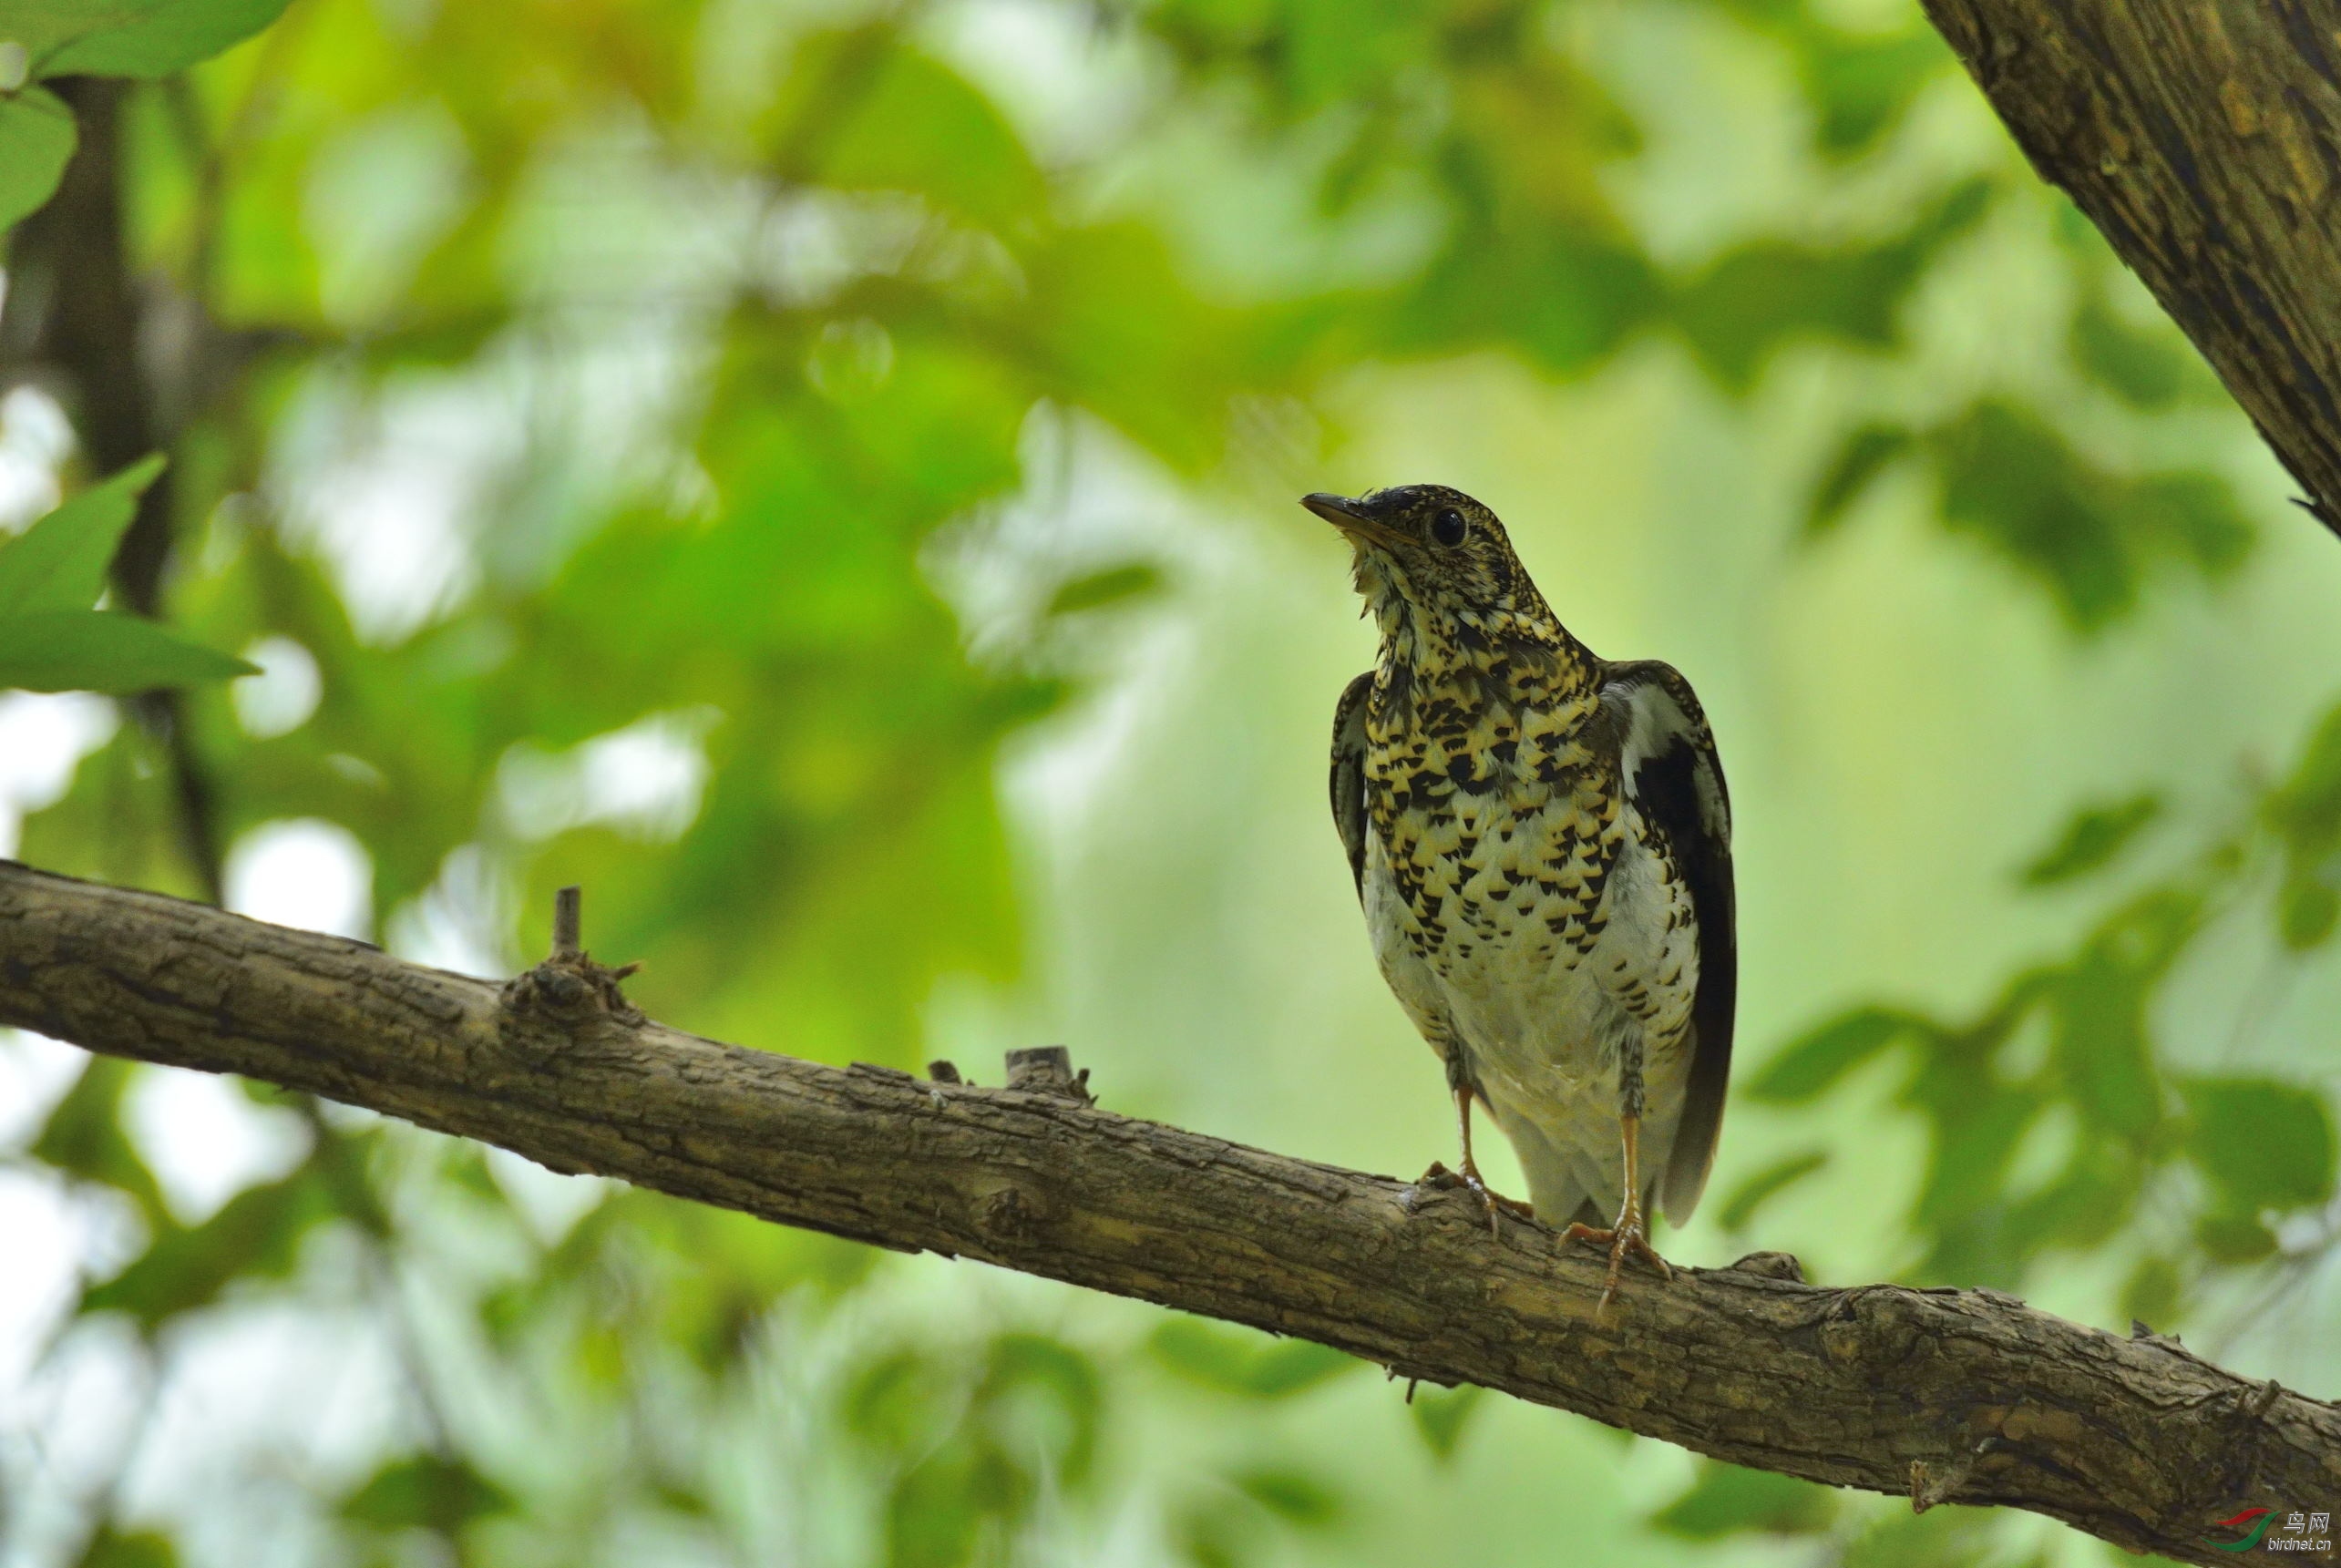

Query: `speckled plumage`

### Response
(1309, 485, 1735, 1290)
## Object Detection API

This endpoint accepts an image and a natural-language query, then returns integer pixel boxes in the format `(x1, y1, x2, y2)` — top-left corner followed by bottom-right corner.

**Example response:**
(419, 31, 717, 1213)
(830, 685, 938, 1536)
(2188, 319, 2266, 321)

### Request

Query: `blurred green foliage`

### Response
(2018, 794, 2161, 888)
(3, 0, 2336, 1563)
(1719, 712, 2341, 1477)
(1652, 1460, 1840, 1540)
(1147, 1317, 1358, 1400)
(1808, 399, 2253, 630)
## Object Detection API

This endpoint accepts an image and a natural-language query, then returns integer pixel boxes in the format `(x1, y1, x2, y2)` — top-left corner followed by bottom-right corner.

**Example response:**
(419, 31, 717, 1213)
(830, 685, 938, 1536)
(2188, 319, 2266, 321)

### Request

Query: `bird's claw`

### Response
(1415, 1160, 1534, 1238)
(1560, 1207, 1671, 1314)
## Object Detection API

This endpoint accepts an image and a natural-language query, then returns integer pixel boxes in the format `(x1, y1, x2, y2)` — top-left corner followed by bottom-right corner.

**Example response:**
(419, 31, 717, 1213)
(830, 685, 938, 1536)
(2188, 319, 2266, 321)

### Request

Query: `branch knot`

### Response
(1005, 1045, 1093, 1104)
(499, 886, 643, 1036)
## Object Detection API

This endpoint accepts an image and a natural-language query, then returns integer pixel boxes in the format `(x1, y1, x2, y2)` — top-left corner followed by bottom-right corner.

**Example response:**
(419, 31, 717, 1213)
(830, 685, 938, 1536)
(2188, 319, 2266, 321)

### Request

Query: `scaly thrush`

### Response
(1308, 485, 1736, 1306)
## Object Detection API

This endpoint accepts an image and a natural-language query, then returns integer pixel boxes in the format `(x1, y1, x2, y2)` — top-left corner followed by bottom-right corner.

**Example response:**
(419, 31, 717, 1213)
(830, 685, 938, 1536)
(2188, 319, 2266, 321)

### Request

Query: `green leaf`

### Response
(652, 1479, 714, 1518)
(1148, 1318, 1360, 1399)
(979, 1333, 1104, 1486)
(1023, 221, 1254, 470)
(2269, 702, 2341, 949)
(2070, 293, 2203, 409)
(28, 0, 292, 77)
(885, 1444, 999, 1568)
(1044, 562, 1163, 618)
(74, 1525, 179, 1568)
(2271, 702, 2341, 854)
(769, 29, 1042, 231)
(2019, 794, 2161, 886)
(1678, 247, 1899, 395)
(0, 455, 166, 618)
(29, 1055, 169, 1222)
(1715, 1149, 1829, 1233)
(1838, 1506, 2004, 1568)
(1930, 398, 2131, 630)
(1676, 179, 1988, 395)
(1902, 1033, 2047, 1286)
(1170, 1501, 1250, 1568)
(2195, 1211, 2277, 1264)
(2123, 471, 2254, 579)
(1749, 1007, 1928, 1102)
(340, 1454, 517, 1532)
(1800, 27, 1948, 156)
(843, 1348, 950, 1455)
(0, 1, 154, 66)
(2050, 890, 2197, 1139)
(1925, 399, 2251, 633)
(1650, 1460, 1838, 1539)
(2005, 1154, 2137, 1253)
(846, 1334, 1106, 1568)
(1231, 1467, 1341, 1528)
(0, 83, 75, 231)
(2182, 1076, 2337, 1214)
(2120, 1255, 2182, 1330)
(0, 609, 260, 692)
(82, 1167, 339, 1331)
(1407, 1381, 1484, 1462)
(2279, 876, 2339, 951)
(1399, 221, 1664, 384)
(1805, 423, 1913, 536)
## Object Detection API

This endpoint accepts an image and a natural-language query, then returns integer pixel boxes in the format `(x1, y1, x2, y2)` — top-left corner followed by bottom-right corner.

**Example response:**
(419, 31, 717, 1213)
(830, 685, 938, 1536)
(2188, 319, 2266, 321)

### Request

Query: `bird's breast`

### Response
(1361, 684, 1619, 968)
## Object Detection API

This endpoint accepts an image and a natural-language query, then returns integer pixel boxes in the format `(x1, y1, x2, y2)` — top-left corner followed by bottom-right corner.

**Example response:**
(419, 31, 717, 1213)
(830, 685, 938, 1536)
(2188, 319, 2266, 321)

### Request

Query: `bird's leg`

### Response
(1418, 1053, 1532, 1237)
(1560, 1041, 1671, 1309)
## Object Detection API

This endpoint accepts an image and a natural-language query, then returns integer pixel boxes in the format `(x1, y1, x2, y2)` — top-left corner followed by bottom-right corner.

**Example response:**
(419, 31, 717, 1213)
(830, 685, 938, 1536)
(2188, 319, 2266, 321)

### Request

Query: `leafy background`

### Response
(3, 0, 2339, 1565)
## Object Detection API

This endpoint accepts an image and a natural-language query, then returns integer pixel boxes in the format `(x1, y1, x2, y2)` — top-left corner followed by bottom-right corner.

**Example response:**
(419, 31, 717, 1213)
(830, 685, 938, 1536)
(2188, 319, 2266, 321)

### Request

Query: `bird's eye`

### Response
(1431, 508, 1468, 546)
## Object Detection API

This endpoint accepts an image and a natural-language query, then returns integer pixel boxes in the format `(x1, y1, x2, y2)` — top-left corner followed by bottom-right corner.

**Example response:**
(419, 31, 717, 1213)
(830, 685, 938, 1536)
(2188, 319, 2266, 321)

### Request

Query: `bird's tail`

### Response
(1509, 1113, 1664, 1230)
(1507, 1118, 1609, 1228)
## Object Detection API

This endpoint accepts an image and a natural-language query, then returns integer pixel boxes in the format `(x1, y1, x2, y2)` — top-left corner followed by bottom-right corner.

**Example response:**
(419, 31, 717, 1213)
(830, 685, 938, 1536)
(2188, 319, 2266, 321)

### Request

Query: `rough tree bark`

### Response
(1918, 0, 2341, 537)
(2, 861, 2334, 1566)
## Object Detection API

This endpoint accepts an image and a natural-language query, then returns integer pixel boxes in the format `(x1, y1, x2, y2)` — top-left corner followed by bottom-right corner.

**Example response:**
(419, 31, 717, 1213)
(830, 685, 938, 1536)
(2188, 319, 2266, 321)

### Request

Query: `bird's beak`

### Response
(1302, 492, 1405, 548)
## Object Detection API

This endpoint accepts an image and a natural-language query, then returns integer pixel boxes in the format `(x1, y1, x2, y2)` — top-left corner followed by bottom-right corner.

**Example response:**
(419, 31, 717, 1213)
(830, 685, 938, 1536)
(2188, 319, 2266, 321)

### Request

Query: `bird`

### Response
(1306, 484, 1735, 1307)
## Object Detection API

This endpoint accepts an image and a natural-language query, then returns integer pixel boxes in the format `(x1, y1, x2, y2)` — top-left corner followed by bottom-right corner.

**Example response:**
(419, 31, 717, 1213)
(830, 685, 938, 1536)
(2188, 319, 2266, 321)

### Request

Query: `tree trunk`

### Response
(1920, 0, 2341, 537)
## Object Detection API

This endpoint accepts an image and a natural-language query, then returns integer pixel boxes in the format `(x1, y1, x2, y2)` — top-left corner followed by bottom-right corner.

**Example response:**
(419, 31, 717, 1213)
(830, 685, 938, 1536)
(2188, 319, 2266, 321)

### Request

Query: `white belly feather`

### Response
(1364, 794, 1699, 1224)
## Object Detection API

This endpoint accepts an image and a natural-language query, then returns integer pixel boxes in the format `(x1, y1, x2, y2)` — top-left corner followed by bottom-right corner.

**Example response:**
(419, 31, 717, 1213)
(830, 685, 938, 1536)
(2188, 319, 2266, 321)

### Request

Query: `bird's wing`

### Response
(1330, 671, 1373, 900)
(1600, 660, 1736, 1225)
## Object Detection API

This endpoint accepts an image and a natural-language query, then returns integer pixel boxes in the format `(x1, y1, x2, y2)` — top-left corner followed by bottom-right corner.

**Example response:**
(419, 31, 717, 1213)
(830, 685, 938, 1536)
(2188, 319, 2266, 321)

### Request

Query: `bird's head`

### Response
(1302, 485, 1559, 661)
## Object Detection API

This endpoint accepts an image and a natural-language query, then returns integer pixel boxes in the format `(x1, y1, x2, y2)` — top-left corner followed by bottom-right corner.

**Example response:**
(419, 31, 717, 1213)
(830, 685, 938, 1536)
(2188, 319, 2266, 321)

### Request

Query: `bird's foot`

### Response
(1560, 1205, 1671, 1314)
(1416, 1160, 1535, 1238)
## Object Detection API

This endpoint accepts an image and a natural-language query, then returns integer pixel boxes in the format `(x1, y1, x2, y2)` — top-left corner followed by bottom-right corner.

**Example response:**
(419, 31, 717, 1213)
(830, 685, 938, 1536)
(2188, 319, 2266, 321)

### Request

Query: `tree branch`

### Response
(1, 858, 2334, 1564)
(1918, 0, 2341, 538)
